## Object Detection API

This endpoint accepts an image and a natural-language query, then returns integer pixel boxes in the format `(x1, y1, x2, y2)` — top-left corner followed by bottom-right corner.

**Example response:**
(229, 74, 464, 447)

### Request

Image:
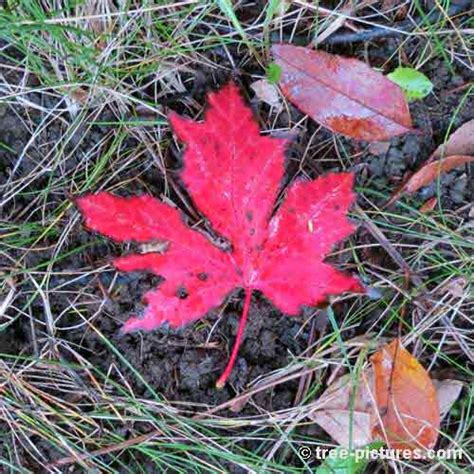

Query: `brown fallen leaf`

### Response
(419, 197, 437, 213)
(309, 342, 458, 451)
(387, 155, 474, 206)
(250, 79, 282, 111)
(308, 369, 376, 448)
(371, 339, 440, 450)
(272, 44, 412, 141)
(402, 155, 474, 194)
(433, 379, 464, 420)
(314, 410, 374, 447)
(432, 119, 474, 159)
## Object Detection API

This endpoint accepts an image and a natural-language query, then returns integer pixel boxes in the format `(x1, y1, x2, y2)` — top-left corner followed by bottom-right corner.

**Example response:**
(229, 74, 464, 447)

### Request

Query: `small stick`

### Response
(355, 205, 424, 289)
(325, 0, 472, 44)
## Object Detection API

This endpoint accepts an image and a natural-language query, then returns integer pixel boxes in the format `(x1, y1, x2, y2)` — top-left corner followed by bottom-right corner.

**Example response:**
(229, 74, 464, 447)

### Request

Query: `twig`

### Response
(354, 205, 424, 289)
(325, 0, 472, 44)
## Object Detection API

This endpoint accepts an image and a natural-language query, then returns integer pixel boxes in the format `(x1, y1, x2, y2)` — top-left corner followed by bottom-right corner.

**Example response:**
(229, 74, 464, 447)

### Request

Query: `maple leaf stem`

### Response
(216, 287, 253, 389)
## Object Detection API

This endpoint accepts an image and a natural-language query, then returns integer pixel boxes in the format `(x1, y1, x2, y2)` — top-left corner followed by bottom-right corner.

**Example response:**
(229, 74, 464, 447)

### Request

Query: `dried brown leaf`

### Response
(419, 197, 437, 213)
(371, 340, 440, 450)
(403, 155, 474, 194)
(433, 119, 474, 159)
(387, 155, 474, 206)
(309, 340, 450, 451)
(250, 79, 282, 110)
(433, 379, 464, 420)
(309, 369, 377, 448)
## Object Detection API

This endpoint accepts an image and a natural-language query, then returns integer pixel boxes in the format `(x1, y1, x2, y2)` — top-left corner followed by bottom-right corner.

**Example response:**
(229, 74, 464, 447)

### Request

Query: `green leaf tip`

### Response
(387, 67, 433, 102)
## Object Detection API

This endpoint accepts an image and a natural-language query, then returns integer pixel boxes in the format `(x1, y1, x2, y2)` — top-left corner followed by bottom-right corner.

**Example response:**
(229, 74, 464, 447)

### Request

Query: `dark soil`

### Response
(1, 19, 473, 470)
(2, 54, 473, 390)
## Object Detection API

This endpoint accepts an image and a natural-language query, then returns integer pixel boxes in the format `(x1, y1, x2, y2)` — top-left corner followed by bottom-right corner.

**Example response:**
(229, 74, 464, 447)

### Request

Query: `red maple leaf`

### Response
(76, 82, 364, 387)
